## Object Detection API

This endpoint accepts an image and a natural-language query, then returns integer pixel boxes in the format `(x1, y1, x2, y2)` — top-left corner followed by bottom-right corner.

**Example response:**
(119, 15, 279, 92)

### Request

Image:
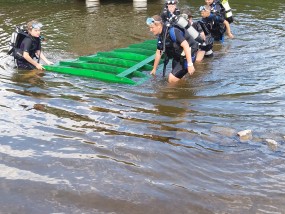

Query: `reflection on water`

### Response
(0, 163, 71, 185)
(0, 0, 285, 213)
(85, 0, 149, 12)
(85, 0, 100, 12)
(11, 69, 46, 87)
(133, 0, 147, 11)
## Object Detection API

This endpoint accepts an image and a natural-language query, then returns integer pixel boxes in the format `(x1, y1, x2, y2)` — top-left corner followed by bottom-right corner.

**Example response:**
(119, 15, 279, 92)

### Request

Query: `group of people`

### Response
(147, 0, 234, 83)
(10, 0, 234, 83)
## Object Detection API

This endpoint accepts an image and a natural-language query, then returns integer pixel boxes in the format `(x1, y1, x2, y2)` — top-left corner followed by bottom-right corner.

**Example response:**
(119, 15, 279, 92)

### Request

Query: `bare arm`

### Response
(36, 50, 53, 65)
(150, 49, 162, 75)
(223, 20, 234, 39)
(200, 31, 206, 41)
(181, 40, 195, 75)
(23, 51, 44, 70)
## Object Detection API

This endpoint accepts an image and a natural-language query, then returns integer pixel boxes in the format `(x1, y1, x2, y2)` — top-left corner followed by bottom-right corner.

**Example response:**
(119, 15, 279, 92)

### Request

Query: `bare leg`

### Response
(168, 73, 181, 83)
(195, 50, 206, 62)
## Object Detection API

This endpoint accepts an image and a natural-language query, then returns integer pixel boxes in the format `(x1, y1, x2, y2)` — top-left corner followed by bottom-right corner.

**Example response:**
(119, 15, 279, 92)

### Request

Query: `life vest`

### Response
(202, 14, 226, 41)
(196, 21, 214, 46)
(160, 25, 198, 60)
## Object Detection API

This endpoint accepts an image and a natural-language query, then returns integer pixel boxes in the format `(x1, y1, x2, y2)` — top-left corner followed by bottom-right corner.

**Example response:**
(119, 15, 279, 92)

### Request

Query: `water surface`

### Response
(0, 0, 285, 213)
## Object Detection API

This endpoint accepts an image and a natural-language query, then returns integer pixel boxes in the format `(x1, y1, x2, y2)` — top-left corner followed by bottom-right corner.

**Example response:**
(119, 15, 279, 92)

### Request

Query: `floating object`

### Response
(265, 139, 278, 151)
(44, 40, 159, 85)
(237, 129, 252, 137)
(237, 129, 252, 141)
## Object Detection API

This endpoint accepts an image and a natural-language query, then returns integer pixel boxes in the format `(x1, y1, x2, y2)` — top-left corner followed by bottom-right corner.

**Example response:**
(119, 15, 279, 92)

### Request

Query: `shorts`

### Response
(17, 60, 36, 70)
(171, 55, 196, 79)
(200, 44, 213, 52)
(171, 59, 187, 79)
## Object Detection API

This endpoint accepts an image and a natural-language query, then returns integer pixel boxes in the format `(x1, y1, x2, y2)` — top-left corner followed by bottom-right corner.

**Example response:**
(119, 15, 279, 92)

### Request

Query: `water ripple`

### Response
(0, 164, 70, 185)
(1, 0, 285, 213)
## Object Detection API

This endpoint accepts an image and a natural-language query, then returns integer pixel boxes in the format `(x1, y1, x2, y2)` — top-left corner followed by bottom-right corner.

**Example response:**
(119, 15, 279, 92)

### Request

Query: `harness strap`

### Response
(162, 26, 169, 77)
(7, 48, 13, 55)
(169, 27, 176, 42)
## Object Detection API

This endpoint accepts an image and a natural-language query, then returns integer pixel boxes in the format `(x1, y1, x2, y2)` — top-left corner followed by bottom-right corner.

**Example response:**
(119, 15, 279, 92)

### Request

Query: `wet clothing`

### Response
(193, 21, 214, 52)
(161, 7, 180, 23)
(207, 0, 228, 42)
(171, 58, 192, 79)
(210, 0, 225, 19)
(192, 21, 203, 34)
(201, 13, 226, 42)
(16, 35, 41, 70)
(157, 25, 198, 79)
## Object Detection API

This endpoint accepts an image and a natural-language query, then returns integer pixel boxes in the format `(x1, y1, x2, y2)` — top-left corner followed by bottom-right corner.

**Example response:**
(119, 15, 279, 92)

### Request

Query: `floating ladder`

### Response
(44, 40, 159, 85)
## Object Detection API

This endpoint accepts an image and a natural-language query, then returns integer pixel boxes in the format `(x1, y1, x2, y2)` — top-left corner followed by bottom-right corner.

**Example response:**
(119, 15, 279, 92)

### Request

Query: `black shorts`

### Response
(171, 55, 196, 79)
(17, 60, 36, 70)
(200, 43, 213, 52)
(171, 59, 188, 79)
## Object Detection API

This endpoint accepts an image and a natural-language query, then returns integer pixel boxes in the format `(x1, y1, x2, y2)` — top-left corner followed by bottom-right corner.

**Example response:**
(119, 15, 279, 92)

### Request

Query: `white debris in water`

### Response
(265, 139, 278, 151)
(237, 130, 253, 141)
(237, 129, 252, 136)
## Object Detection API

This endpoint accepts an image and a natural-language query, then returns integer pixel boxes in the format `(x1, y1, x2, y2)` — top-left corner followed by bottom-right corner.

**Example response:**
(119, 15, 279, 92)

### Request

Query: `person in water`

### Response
(200, 5, 234, 42)
(146, 15, 198, 83)
(203, 0, 234, 42)
(161, 0, 180, 23)
(17, 20, 53, 70)
(181, 8, 214, 61)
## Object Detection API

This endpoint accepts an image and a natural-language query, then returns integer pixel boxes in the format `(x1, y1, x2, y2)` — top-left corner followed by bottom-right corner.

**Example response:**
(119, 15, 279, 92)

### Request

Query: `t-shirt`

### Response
(20, 36, 41, 58)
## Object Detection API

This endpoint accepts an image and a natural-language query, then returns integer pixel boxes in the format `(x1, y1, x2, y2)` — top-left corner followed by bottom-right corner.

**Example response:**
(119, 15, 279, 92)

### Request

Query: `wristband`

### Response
(187, 62, 193, 67)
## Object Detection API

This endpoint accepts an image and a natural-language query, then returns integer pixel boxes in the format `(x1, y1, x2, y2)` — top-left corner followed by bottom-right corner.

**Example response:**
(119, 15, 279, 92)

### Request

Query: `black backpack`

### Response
(7, 26, 30, 60)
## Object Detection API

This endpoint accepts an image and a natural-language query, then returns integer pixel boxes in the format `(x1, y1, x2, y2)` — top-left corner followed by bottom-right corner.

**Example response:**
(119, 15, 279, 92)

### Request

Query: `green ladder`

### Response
(44, 40, 159, 85)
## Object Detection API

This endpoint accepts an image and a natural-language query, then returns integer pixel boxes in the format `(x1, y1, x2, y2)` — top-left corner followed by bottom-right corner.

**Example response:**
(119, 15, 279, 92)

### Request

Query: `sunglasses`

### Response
(166, 1, 177, 5)
(146, 17, 161, 25)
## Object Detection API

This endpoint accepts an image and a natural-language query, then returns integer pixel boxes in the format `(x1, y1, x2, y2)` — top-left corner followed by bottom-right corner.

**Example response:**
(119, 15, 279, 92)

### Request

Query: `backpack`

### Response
(7, 26, 30, 60)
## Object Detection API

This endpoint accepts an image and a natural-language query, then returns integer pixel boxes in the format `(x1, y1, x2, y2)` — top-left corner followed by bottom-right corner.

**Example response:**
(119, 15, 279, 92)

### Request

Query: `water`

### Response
(1, 0, 285, 213)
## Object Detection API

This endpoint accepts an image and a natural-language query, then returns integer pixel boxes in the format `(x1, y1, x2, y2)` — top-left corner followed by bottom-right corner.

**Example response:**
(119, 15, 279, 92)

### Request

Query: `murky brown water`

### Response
(1, 0, 285, 213)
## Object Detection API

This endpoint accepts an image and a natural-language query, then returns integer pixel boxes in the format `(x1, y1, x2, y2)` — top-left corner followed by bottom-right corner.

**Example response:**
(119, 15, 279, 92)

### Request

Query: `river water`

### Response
(0, 0, 285, 213)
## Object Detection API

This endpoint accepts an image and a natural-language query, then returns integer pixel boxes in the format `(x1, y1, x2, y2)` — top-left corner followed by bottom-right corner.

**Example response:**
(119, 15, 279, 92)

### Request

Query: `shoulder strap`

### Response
(15, 30, 31, 45)
(169, 27, 176, 42)
(169, 26, 186, 42)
